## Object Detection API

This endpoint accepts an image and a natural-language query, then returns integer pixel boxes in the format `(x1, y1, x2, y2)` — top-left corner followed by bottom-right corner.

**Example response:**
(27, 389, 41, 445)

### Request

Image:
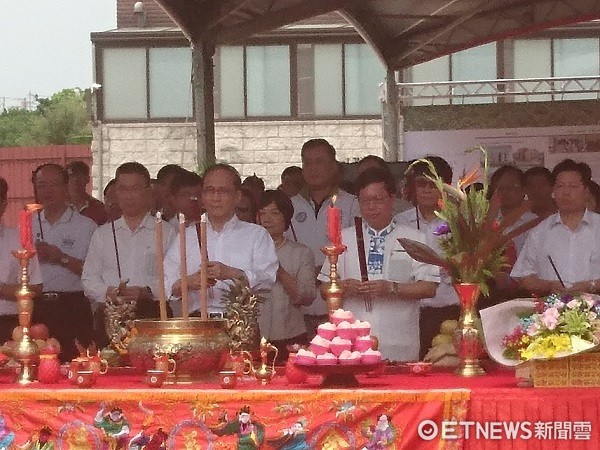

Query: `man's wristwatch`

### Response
(60, 255, 69, 265)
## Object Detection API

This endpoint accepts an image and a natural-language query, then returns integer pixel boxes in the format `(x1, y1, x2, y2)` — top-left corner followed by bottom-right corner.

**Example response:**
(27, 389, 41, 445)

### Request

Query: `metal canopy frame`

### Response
(156, 0, 600, 70)
(153, 0, 600, 166)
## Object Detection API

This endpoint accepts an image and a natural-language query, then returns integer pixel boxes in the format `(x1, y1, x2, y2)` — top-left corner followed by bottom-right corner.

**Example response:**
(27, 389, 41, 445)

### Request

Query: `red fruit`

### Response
(30, 323, 50, 341)
(12, 326, 24, 341)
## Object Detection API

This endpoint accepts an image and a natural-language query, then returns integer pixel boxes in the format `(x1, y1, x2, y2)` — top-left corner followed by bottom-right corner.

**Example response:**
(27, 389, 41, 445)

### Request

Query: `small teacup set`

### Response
(68, 354, 109, 388)
(145, 354, 176, 388)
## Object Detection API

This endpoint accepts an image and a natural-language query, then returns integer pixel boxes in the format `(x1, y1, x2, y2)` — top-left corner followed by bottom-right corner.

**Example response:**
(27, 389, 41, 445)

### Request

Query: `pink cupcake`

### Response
(361, 348, 382, 365)
(310, 335, 331, 356)
(336, 321, 356, 341)
(295, 349, 317, 365)
(316, 352, 337, 365)
(329, 336, 352, 357)
(339, 350, 361, 365)
(317, 322, 337, 341)
(353, 320, 371, 337)
(330, 309, 355, 326)
(353, 335, 373, 352)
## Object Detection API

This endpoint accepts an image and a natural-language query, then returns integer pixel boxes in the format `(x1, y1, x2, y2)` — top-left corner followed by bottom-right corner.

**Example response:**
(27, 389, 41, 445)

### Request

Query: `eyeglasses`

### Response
(203, 187, 236, 197)
(358, 195, 392, 206)
(116, 184, 150, 194)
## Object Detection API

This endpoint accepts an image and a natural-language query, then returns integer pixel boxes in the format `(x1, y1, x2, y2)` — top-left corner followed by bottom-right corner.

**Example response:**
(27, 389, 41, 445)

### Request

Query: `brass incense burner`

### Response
(128, 318, 230, 383)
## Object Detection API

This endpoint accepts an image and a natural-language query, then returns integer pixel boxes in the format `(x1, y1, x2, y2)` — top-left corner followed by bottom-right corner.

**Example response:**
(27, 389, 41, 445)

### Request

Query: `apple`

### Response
(431, 333, 453, 347)
(42, 338, 61, 355)
(440, 319, 459, 336)
(30, 323, 50, 341)
(1, 340, 16, 357)
(12, 326, 24, 341)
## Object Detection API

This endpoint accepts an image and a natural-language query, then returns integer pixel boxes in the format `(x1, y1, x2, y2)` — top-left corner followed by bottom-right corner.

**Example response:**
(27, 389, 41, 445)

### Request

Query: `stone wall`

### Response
(91, 118, 384, 194)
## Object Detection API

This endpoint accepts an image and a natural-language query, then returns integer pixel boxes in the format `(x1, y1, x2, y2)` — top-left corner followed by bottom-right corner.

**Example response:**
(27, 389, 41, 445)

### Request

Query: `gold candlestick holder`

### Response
(320, 244, 347, 312)
(11, 249, 39, 384)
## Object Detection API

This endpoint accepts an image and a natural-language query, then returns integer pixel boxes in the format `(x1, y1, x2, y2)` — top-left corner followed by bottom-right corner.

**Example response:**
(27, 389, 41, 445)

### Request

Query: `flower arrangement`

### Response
(399, 147, 541, 296)
(502, 293, 600, 361)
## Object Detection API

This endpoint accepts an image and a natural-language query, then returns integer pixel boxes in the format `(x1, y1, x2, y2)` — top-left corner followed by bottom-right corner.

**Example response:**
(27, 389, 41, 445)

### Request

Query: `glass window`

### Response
(410, 55, 450, 106)
(554, 38, 600, 100)
(344, 44, 386, 115)
(103, 48, 147, 119)
(297, 44, 343, 116)
(246, 46, 290, 116)
(217, 46, 245, 118)
(513, 39, 552, 102)
(451, 43, 497, 104)
(149, 47, 193, 118)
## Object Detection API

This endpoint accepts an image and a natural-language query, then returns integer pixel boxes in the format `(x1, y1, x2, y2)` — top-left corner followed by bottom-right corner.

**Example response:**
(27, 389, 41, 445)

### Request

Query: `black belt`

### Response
(41, 291, 85, 301)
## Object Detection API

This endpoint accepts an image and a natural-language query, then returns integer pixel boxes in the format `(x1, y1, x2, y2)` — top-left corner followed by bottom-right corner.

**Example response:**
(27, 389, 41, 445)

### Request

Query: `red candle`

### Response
(327, 195, 342, 246)
(18, 208, 35, 253)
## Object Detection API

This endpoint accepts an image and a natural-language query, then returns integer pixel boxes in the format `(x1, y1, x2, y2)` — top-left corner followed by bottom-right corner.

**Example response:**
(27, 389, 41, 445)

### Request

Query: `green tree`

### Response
(0, 88, 92, 147)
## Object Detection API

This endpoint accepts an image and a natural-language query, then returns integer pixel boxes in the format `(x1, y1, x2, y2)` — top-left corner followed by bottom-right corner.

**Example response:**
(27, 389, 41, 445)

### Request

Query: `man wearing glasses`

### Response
(164, 164, 278, 317)
(82, 162, 177, 346)
(32, 163, 97, 361)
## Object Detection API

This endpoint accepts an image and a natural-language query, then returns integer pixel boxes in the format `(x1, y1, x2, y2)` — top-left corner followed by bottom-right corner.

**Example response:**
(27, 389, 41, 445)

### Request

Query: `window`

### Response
(410, 55, 451, 106)
(214, 42, 384, 119)
(149, 47, 193, 118)
(553, 38, 600, 100)
(297, 43, 343, 116)
(103, 48, 147, 119)
(246, 46, 291, 116)
(451, 43, 497, 104)
(513, 39, 552, 102)
(345, 44, 386, 115)
(101, 46, 193, 121)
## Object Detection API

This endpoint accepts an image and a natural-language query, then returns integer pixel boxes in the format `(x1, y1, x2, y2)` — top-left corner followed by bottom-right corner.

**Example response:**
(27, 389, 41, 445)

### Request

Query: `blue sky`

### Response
(0, 0, 116, 107)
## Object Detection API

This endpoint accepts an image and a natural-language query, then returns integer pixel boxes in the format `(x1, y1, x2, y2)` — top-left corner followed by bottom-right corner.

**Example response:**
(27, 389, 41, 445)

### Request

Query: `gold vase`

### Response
(11, 249, 39, 384)
(454, 283, 485, 377)
(128, 318, 230, 383)
(320, 244, 347, 312)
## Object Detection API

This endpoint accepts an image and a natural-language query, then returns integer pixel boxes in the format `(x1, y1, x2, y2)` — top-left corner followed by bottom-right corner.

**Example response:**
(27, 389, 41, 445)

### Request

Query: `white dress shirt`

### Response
(82, 214, 177, 304)
(319, 222, 440, 362)
(33, 208, 97, 292)
(164, 215, 278, 314)
(395, 208, 459, 308)
(286, 189, 359, 315)
(0, 225, 43, 315)
(511, 209, 600, 286)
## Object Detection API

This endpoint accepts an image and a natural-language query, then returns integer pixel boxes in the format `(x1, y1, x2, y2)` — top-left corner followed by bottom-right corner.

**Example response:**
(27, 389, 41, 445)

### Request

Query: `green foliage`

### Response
(0, 88, 92, 147)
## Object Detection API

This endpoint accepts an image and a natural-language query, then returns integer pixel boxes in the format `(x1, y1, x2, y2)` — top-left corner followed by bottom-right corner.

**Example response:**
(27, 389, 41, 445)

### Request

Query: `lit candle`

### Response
(155, 211, 168, 321)
(199, 213, 208, 320)
(18, 208, 34, 254)
(179, 213, 189, 321)
(327, 195, 342, 246)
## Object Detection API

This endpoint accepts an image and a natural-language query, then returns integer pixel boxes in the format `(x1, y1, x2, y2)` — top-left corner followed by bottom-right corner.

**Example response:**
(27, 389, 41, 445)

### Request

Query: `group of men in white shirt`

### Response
(3, 139, 600, 364)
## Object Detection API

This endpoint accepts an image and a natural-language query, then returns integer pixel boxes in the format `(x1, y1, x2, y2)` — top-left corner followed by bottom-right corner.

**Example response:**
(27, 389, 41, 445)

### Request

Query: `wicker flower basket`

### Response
(533, 352, 600, 387)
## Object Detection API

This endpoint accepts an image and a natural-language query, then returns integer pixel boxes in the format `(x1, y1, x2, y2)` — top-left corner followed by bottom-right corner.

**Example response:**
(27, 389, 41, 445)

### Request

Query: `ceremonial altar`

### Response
(0, 367, 598, 449)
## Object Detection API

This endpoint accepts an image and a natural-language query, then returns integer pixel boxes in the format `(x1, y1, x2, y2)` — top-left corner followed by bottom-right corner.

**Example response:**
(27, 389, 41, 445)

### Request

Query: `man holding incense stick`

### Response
(164, 164, 278, 317)
(82, 162, 176, 346)
(512, 159, 600, 295)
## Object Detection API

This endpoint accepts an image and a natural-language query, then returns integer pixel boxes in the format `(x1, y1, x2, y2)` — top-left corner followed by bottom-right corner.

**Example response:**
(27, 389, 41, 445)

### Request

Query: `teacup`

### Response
(219, 370, 237, 389)
(86, 356, 109, 378)
(146, 369, 166, 388)
(75, 370, 95, 388)
(154, 355, 176, 374)
(68, 358, 88, 383)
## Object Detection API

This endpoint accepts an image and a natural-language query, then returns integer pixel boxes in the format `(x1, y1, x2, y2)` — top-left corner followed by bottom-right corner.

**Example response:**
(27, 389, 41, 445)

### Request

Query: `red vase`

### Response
(38, 354, 61, 384)
(453, 283, 485, 377)
(285, 353, 308, 384)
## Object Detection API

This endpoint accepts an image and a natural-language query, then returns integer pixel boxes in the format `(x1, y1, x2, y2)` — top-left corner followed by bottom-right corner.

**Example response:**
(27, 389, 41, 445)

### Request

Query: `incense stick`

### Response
(547, 255, 565, 288)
